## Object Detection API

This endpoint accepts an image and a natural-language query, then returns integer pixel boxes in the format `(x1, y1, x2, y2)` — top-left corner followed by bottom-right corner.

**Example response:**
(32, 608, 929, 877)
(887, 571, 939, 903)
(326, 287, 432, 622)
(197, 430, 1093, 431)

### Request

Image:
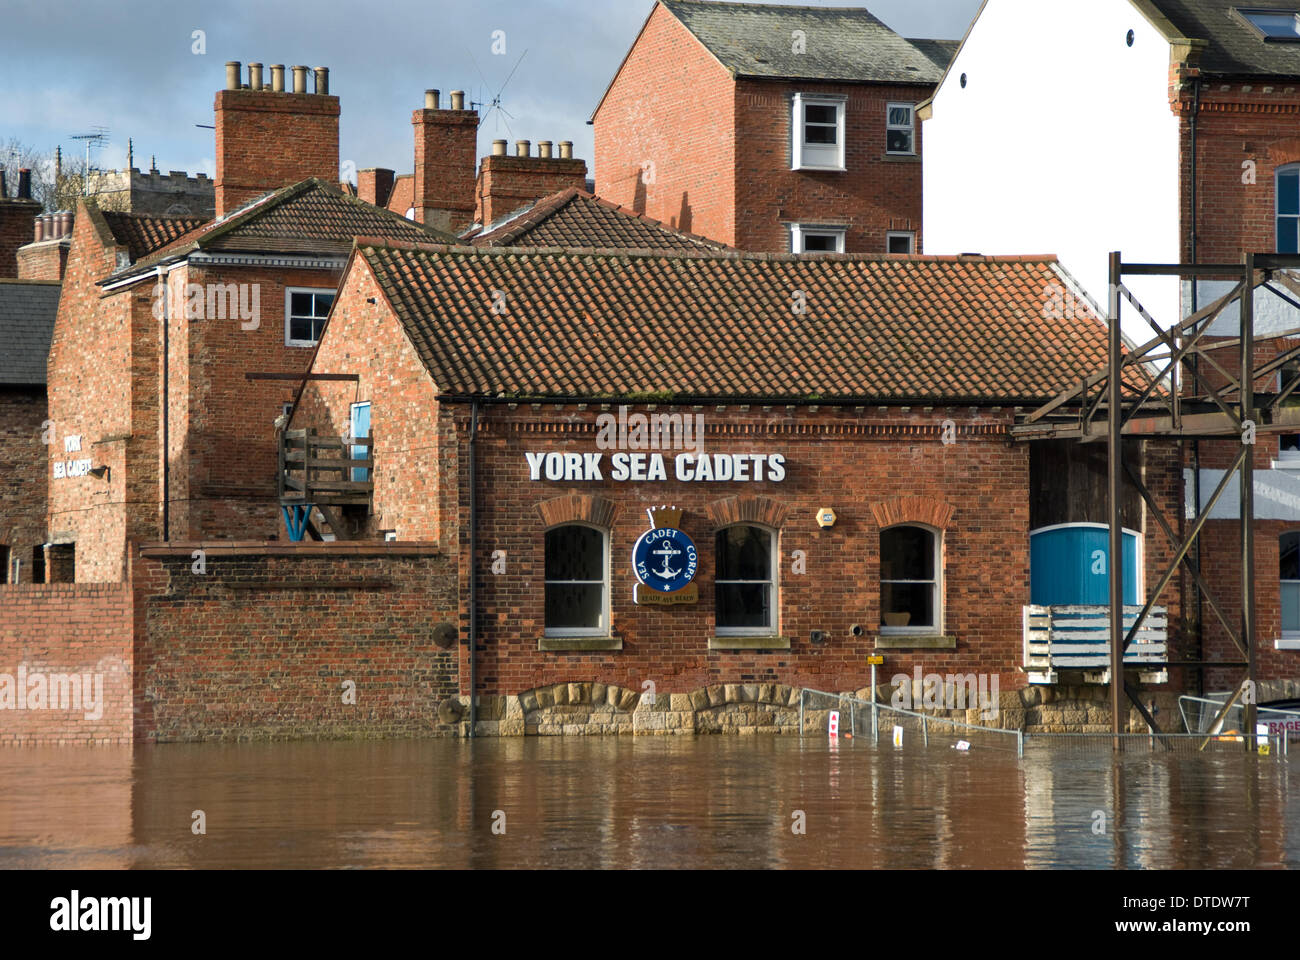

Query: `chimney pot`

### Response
(33, 218, 43, 242)
(538, 140, 553, 159)
(492, 139, 507, 157)
(292, 65, 308, 94)
(515, 140, 531, 158)
(225, 61, 241, 90)
(315, 67, 329, 95)
(57, 211, 72, 236)
(249, 62, 263, 91)
(16, 168, 32, 200)
(450, 90, 465, 110)
(270, 64, 285, 92)
(559, 141, 573, 160)
(425, 89, 440, 110)
(0, 169, 6, 198)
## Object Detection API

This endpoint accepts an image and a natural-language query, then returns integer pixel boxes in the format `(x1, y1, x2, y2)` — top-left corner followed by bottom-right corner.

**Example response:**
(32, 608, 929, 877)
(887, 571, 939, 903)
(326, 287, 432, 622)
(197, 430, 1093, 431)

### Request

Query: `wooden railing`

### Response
(1023, 604, 1168, 684)
(278, 429, 373, 507)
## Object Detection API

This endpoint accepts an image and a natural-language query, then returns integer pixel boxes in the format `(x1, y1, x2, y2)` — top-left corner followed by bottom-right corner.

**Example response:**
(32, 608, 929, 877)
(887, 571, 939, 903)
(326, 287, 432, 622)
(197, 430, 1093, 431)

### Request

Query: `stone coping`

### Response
(875, 634, 957, 649)
(707, 635, 790, 650)
(537, 636, 624, 651)
(137, 541, 442, 557)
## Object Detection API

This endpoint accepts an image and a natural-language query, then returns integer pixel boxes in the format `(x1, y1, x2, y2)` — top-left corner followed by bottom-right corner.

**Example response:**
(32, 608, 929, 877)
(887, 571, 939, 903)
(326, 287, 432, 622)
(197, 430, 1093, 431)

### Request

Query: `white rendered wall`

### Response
(924, 0, 1183, 338)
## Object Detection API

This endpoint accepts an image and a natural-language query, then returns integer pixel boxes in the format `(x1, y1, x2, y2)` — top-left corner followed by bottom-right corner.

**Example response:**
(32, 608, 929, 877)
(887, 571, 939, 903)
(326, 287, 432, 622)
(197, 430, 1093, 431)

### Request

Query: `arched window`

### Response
(544, 524, 609, 637)
(880, 525, 942, 633)
(1281, 532, 1300, 639)
(715, 524, 777, 635)
(1278, 163, 1299, 254)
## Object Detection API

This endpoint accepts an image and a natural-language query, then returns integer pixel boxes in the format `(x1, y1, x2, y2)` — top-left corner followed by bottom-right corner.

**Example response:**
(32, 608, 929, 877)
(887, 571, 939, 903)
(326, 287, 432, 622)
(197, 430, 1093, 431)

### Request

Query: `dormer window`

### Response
(792, 93, 846, 171)
(1235, 8, 1300, 40)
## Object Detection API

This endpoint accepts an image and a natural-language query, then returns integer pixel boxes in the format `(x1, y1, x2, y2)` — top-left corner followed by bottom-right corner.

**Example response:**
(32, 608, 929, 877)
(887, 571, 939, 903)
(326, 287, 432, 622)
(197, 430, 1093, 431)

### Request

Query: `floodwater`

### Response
(0, 736, 1295, 869)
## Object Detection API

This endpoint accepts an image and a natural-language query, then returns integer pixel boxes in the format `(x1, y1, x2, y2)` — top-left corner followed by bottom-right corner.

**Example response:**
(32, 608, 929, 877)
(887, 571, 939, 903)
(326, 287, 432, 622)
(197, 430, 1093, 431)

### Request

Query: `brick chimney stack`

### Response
(474, 139, 588, 228)
(0, 167, 41, 279)
(357, 168, 396, 208)
(214, 60, 340, 217)
(411, 88, 477, 232)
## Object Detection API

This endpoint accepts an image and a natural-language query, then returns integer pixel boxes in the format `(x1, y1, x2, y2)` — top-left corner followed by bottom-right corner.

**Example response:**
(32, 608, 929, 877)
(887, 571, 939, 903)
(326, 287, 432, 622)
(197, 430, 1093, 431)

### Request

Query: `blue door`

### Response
(350, 402, 370, 482)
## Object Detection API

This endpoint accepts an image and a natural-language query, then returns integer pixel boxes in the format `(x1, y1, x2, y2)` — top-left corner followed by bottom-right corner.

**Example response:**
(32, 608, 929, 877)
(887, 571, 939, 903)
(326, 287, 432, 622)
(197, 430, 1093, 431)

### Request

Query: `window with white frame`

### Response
(715, 524, 777, 635)
(544, 524, 610, 636)
(792, 93, 846, 171)
(284, 287, 336, 347)
(1279, 164, 1299, 254)
(886, 103, 916, 155)
(1280, 360, 1300, 465)
(1282, 532, 1300, 638)
(880, 525, 941, 633)
(789, 223, 846, 253)
(886, 231, 915, 254)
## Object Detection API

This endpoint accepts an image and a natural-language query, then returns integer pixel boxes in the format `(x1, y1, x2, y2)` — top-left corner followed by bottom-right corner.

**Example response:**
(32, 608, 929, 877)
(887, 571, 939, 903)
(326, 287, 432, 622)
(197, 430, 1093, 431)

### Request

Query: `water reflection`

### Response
(0, 737, 1293, 869)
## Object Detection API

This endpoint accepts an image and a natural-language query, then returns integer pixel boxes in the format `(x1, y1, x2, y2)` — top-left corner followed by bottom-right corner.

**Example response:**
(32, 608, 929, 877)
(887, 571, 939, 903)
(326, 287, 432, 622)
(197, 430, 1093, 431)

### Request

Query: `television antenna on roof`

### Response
(70, 126, 110, 194)
(466, 48, 528, 137)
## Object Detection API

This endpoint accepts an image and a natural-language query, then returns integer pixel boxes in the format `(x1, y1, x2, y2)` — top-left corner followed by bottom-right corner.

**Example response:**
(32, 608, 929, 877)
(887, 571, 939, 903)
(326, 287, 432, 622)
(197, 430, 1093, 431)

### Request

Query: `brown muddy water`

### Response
(0, 737, 1295, 869)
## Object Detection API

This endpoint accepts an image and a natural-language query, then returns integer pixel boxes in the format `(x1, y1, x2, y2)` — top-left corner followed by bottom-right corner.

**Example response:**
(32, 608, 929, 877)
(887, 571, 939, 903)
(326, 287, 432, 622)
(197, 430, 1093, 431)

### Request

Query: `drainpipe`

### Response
(468, 400, 479, 736)
(158, 266, 170, 542)
(1189, 75, 1202, 694)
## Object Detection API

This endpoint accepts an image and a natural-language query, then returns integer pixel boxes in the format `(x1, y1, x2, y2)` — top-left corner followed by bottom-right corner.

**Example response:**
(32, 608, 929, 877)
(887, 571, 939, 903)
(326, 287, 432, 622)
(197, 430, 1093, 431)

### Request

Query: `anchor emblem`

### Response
(650, 539, 682, 580)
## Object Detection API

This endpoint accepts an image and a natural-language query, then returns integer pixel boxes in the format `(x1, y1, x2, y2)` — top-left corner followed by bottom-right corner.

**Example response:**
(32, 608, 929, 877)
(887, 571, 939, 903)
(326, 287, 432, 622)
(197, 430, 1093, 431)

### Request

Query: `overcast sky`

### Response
(0, 0, 981, 184)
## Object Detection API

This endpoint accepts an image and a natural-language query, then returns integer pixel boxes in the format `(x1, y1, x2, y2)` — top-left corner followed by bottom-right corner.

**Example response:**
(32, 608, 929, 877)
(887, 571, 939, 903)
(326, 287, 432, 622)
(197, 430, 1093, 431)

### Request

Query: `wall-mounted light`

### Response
(88, 465, 110, 481)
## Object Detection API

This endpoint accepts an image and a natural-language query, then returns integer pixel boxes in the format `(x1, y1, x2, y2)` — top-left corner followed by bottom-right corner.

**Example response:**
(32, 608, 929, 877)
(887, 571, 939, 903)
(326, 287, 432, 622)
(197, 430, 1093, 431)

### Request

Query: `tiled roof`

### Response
(110, 178, 448, 281)
(466, 188, 727, 250)
(907, 37, 961, 72)
(0, 279, 60, 386)
(356, 242, 1113, 402)
(659, 0, 949, 83)
(100, 211, 207, 261)
(1143, 0, 1300, 78)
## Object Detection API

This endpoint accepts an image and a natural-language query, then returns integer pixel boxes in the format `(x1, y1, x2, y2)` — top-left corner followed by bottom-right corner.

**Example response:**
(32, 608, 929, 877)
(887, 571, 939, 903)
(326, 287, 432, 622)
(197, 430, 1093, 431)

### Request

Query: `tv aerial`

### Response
(467, 48, 528, 137)
(70, 126, 110, 193)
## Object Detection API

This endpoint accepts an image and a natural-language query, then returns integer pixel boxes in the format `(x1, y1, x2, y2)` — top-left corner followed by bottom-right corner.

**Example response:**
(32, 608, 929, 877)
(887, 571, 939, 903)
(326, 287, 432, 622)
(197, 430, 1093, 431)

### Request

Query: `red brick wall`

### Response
(131, 543, 458, 741)
(167, 262, 343, 543)
(1179, 83, 1300, 263)
(16, 240, 69, 282)
(358, 168, 395, 209)
(474, 156, 588, 227)
(412, 106, 477, 233)
(295, 256, 442, 544)
(440, 404, 1184, 700)
(593, 3, 737, 244)
(0, 583, 133, 744)
(45, 203, 137, 582)
(734, 78, 929, 253)
(214, 89, 340, 217)
(0, 198, 41, 278)
(0, 387, 48, 582)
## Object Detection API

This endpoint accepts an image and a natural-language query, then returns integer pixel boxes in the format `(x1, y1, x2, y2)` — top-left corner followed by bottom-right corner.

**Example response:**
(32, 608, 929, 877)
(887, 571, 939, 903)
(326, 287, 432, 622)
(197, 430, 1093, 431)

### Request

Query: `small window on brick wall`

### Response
(792, 93, 846, 171)
(45, 543, 75, 584)
(1282, 532, 1300, 637)
(886, 103, 916, 155)
(0, 545, 9, 584)
(880, 524, 942, 633)
(1278, 164, 1299, 254)
(285, 287, 336, 347)
(887, 231, 916, 254)
(716, 524, 777, 635)
(789, 223, 846, 253)
(544, 524, 609, 636)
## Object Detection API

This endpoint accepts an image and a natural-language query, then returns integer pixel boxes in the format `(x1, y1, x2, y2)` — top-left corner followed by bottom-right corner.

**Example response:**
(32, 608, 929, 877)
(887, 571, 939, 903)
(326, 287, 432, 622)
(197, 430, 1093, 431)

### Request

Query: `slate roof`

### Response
(0, 279, 60, 386)
(100, 211, 207, 261)
(109, 178, 447, 282)
(658, 0, 951, 83)
(1143, 0, 1300, 78)
(465, 188, 728, 250)
(353, 242, 1111, 403)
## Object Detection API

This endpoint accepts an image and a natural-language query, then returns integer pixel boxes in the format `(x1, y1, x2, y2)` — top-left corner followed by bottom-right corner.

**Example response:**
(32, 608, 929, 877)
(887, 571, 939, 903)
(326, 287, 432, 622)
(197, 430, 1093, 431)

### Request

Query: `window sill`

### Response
(792, 164, 847, 173)
(1276, 637, 1300, 651)
(882, 154, 920, 163)
(708, 635, 790, 651)
(1270, 460, 1300, 470)
(537, 636, 622, 652)
(875, 634, 955, 650)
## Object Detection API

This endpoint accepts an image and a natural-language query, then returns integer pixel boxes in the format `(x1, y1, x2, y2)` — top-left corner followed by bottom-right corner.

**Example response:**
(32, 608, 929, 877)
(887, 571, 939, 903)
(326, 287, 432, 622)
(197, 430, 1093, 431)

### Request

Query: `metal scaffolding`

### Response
(1014, 252, 1300, 748)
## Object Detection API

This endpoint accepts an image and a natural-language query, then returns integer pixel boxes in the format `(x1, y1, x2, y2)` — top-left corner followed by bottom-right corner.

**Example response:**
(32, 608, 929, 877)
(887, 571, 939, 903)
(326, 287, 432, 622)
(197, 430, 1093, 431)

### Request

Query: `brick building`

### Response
(293, 240, 1193, 732)
(591, 0, 956, 254)
(0, 279, 60, 584)
(0, 169, 41, 279)
(923, 0, 1300, 689)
